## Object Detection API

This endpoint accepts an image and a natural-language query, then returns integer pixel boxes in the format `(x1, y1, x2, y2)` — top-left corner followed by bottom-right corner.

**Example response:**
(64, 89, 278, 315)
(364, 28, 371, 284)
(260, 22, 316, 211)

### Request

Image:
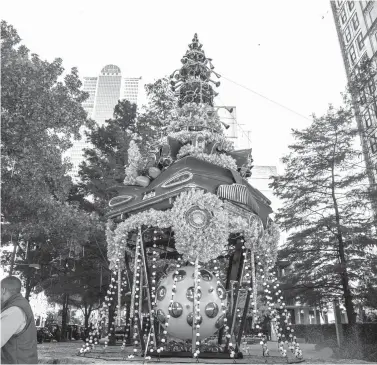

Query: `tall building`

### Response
(92, 65, 123, 125)
(331, 1, 377, 202)
(123, 77, 141, 105)
(67, 65, 141, 179)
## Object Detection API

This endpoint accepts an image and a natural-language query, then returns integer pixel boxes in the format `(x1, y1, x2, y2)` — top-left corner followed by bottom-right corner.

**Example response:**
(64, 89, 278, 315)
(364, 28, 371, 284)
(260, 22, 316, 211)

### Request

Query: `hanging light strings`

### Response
(193, 260, 202, 358)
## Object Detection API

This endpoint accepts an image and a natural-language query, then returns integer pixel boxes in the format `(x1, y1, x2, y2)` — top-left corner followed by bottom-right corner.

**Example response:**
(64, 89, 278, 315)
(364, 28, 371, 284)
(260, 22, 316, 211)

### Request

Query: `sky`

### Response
(2, 0, 348, 169)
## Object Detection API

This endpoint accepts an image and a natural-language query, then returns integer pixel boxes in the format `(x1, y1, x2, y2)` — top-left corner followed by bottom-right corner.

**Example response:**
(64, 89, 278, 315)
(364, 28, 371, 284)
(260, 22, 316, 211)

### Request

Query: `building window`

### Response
(349, 45, 357, 64)
(341, 8, 347, 24)
(370, 134, 377, 153)
(357, 32, 365, 50)
(345, 26, 351, 42)
(352, 13, 360, 30)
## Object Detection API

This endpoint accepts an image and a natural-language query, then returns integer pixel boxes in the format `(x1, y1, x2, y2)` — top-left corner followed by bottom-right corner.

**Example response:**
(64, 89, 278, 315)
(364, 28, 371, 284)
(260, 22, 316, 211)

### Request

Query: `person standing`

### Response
(1, 276, 38, 364)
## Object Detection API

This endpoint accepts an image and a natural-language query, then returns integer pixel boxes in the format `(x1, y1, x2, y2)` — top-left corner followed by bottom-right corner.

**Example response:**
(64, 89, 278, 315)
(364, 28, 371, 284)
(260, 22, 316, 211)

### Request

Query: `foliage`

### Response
(77, 100, 143, 215)
(1, 23, 105, 317)
(1, 21, 92, 242)
(271, 104, 377, 324)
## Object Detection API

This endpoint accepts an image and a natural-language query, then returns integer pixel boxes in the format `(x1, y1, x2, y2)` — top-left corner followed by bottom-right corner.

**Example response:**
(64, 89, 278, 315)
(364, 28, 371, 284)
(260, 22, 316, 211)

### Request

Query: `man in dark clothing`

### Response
(1, 276, 38, 364)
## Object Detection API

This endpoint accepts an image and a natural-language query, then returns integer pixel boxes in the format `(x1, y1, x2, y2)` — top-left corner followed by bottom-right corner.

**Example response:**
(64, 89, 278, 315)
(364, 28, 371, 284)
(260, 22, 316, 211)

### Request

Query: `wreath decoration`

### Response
(170, 189, 229, 262)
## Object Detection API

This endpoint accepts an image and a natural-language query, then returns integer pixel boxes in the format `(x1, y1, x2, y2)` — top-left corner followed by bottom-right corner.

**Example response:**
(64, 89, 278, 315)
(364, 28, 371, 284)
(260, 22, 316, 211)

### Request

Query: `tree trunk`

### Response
(24, 276, 32, 301)
(61, 293, 69, 341)
(9, 238, 17, 276)
(84, 304, 92, 330)
(24, 242, 34, 301)
(330, 132, 355, 324)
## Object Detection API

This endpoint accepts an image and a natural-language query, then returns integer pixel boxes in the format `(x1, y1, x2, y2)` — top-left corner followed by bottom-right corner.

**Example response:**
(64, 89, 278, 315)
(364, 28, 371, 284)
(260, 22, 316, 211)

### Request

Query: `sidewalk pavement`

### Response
(37, 341, 373, 364)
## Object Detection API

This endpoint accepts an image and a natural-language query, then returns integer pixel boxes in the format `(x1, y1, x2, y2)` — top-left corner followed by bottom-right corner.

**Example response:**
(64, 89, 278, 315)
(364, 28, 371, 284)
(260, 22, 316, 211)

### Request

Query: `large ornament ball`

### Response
(155, 266, 227, 340)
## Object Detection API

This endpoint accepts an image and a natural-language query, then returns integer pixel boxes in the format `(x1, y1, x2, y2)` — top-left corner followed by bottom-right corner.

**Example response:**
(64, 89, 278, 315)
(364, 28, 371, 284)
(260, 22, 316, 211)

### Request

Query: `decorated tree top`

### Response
(121, 34, 253, 182)
(170, 33, 221, 108)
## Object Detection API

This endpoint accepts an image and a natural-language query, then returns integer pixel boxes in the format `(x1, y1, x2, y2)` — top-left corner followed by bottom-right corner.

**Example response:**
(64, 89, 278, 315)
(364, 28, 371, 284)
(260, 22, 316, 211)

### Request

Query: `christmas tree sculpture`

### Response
(86, 34, 303, 361)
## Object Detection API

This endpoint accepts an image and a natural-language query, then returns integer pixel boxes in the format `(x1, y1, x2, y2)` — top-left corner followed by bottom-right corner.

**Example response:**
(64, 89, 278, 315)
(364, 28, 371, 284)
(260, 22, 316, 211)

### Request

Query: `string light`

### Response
(129, 231, 143, 359)
(193, 263, 202, 358)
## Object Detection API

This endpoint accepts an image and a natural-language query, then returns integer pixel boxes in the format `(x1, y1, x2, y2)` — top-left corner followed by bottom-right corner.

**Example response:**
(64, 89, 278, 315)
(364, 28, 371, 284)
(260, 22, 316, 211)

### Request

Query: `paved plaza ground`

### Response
(37, 341, 375, 364)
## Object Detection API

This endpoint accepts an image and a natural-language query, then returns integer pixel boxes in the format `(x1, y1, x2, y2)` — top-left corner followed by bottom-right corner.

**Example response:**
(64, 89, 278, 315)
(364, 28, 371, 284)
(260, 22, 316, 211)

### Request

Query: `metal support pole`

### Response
(236, 249, 253, 351)
(117, 266, 121, 326)
(251, 250, 257, 328)
(130, 230, 140, 319)
(140, 232, 157, 350)
(218, 251, 235, 346)
(228, 246, 246, 345)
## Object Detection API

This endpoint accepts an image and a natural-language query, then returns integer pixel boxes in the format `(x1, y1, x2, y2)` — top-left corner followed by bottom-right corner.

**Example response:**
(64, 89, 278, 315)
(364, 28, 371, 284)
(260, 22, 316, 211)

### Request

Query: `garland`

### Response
(107, 210, 171, 270)
(168, 130, 234, 152)
(107, 193, 280, 269)
(228, 214, 264, 250)
(177, 145, 238, 170)
(167, 103, 223, 133)
(260, 220, 280, 264)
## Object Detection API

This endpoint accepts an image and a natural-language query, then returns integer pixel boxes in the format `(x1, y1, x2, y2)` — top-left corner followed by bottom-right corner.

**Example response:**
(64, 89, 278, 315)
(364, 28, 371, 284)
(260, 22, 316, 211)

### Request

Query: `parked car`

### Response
(36, 327, 54, 344)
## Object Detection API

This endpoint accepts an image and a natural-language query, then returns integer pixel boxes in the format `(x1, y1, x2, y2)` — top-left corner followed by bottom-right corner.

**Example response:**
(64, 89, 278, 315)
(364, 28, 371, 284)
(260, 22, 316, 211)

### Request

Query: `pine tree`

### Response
(270, 105, 377, 324)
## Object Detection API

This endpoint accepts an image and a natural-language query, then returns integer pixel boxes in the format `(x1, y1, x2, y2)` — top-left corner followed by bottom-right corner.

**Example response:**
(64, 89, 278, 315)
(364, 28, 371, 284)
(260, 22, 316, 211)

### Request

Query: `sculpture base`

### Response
(150, 351, 243, 359)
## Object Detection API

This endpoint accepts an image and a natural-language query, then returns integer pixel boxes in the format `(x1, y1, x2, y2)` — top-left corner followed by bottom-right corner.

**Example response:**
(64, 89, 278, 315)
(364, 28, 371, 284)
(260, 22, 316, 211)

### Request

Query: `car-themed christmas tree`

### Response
(80, 34, 303, 361)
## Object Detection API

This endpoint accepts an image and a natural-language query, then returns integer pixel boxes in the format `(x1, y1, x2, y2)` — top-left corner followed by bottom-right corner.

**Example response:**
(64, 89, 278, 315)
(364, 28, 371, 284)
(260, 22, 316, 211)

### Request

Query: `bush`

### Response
(292, 323, 377, 361)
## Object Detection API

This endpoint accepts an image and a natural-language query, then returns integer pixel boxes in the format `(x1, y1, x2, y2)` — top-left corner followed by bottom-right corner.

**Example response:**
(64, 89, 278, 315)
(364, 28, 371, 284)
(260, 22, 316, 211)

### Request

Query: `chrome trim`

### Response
(161, 171, 193, 189)
(108, 195, 133, 207)
(107, 183, 203, 218)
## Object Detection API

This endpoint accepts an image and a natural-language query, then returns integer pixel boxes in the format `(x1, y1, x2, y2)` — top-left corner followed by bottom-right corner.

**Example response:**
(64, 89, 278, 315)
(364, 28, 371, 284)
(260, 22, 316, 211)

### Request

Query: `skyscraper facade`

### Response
(331, 0, 377, 193)
(67, 65, 141, 179)
(93, 64, 123, 125)
(123, 77, 141, 105)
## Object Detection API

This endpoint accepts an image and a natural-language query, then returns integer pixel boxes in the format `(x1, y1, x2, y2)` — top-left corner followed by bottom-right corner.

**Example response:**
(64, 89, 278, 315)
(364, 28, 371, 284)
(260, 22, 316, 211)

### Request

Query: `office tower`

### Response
(67, 65, 141, 179)
(123, 77, 141, 105)
(82, 77, 98, 119)
(93, 64, 123, 125)
(331, 1, 377, 194)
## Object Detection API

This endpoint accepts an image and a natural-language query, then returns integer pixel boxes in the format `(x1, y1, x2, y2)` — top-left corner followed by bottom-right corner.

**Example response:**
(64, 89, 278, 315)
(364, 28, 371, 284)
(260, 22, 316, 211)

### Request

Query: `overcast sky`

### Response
(3, 0, 348, 168)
